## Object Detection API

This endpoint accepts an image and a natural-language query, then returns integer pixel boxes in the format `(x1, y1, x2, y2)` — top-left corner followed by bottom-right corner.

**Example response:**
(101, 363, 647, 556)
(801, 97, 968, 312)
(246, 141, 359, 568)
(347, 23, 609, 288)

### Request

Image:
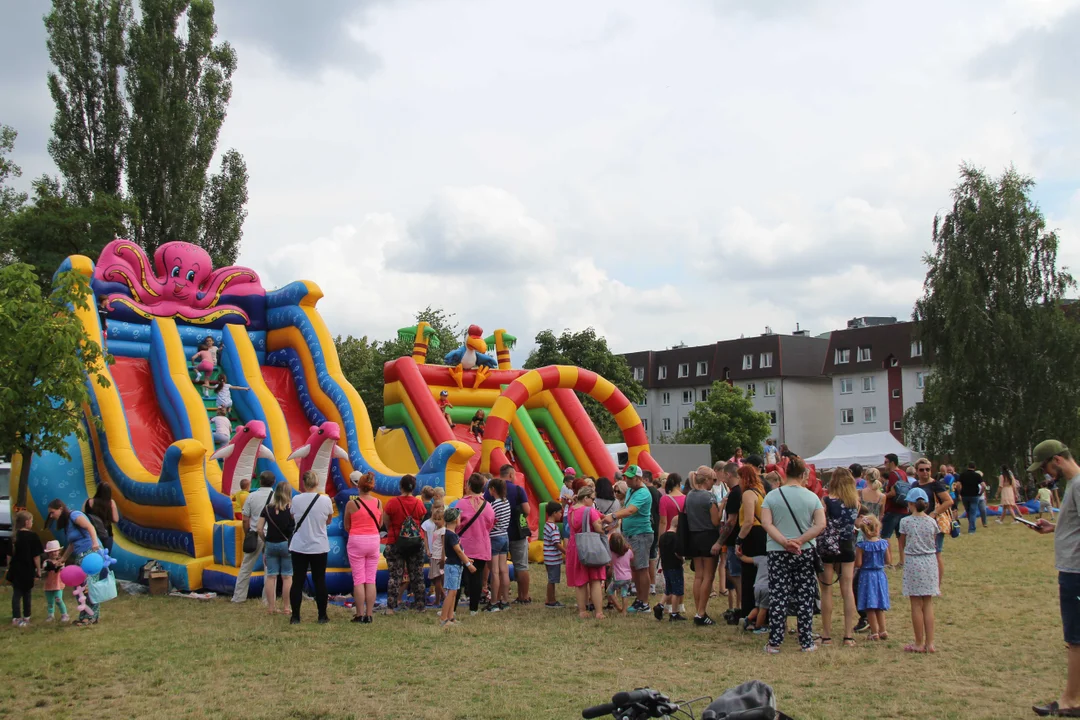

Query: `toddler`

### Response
(543, 501, 566, 608)
(607, 532, 633, 614)
(736, 549, 770, 633)
(1038, 482, 1055, 520)
(426, 507, 447, 605)
(898, 488, 940, 653)
(211, 406, 232, 448)
(5, 511, 43, 626)
(231, 477, 251, 518)
(855, 515, 891, 640)
(42, 540, 70, 623)
(655, 527, 686, 622)
(439, 508, 476, 627)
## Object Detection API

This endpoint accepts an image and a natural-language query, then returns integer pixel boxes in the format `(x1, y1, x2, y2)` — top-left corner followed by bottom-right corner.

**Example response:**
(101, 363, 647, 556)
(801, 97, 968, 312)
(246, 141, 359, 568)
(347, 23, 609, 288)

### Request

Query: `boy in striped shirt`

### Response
(544, 501, 566, 608)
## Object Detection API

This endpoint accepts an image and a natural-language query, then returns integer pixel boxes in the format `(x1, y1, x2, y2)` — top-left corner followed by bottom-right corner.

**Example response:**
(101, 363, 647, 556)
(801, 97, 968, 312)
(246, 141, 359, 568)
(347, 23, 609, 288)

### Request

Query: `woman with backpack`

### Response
(383, 474, 428, 614)
(83, 483, 119, 552)
(454, 473, 496, 615)
(289, 471, 334, 624)
(818, 467, 860, 647)
(343, 471, 382, 623)
(760, 457, 826, 653)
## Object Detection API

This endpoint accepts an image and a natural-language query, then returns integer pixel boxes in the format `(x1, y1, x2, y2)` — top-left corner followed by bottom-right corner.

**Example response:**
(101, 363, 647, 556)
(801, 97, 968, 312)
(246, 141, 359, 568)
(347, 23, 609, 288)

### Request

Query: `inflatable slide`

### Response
(14, 240, 658, 595)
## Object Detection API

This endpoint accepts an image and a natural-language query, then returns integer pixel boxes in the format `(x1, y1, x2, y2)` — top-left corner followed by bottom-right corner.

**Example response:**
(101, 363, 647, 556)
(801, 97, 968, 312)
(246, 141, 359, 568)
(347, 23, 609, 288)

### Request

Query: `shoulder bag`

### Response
(289, 494, 321, 548)
(778, 488, 825, 574)
(674, 497, 692, 558)
(242, 490, 272, 553)
(456, 497, 489, 538)
(574, 505, 611, 568)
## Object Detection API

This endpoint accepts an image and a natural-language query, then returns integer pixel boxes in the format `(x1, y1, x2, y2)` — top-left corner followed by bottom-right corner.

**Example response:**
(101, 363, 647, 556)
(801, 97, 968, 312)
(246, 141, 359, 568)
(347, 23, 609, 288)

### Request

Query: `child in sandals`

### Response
(855, 515, 890, 641)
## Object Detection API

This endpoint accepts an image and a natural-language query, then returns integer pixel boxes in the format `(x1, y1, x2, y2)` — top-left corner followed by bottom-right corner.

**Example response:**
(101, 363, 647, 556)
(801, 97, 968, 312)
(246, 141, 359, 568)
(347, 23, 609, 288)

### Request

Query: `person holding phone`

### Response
(1028, 440, 1080, 717)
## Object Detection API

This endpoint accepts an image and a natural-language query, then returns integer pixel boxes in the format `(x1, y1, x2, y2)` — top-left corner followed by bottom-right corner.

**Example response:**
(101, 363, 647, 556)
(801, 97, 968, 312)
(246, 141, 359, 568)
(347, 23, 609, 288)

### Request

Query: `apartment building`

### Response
(622, 331, 833, 457)
(821, 317, 929, 449)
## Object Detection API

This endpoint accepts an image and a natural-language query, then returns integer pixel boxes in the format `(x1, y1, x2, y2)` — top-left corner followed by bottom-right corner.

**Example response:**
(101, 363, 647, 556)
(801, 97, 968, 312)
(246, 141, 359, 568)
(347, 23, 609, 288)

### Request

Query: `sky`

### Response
(2, 0, 1079, 359)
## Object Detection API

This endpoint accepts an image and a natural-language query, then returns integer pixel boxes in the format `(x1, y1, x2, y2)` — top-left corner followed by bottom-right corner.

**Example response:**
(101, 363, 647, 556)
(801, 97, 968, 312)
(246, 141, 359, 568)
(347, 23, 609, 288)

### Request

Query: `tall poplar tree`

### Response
(905, 164, 1080, 478)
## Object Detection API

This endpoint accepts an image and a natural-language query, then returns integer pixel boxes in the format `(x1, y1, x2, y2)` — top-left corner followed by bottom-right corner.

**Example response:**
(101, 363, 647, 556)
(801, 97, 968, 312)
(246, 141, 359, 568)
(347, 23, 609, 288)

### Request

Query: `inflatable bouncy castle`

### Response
(13, 240, 659, 595)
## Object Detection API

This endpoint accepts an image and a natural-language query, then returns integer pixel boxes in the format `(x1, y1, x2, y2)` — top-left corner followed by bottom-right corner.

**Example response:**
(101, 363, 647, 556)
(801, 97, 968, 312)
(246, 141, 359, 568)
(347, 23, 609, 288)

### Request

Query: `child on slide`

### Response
(191, 337, 218, 396)
(439, 390, 454, 428)
(470, 410, 486, 444)
(214, 374, 249, 413)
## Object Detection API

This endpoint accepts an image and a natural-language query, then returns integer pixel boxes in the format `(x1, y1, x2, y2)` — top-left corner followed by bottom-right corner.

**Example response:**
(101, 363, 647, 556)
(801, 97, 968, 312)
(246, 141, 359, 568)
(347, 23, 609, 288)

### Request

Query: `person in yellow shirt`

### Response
(231, 477, 251, 519)
(1038, 483, 1056, 521)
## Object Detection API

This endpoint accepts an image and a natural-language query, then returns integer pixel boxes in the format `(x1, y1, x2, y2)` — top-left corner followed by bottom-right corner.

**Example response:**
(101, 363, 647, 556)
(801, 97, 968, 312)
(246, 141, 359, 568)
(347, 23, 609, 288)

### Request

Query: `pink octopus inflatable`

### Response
(94, 240, 263, 325)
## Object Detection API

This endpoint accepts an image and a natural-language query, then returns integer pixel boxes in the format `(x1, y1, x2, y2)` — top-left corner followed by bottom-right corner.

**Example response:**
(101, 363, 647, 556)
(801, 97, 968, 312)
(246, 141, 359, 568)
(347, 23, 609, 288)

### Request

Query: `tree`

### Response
(905, 164, 1080, 476)
(45, 0, 130, 204)
(43, 0, 248, 264)
(1, 177, 133, 289)
(0, 263, 111, 508)
(673, 381, 771, 463)
(524, 328, 645, 442)
(0, 125, 27, 223)
(125, 0, 241, 260)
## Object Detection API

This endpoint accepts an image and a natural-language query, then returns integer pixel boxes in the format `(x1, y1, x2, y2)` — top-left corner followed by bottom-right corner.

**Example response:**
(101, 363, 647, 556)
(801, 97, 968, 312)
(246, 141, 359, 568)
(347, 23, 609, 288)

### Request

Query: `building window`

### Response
(746, 383, 756, 398)
(760, 352, 773, 369)
(911, 341, 923, 358)
(662, 418, 671, 432)
(658, 365, 667, 380)
(697, 361, 708, 376)
(890, 357, 899, 368)
(662, 392, 671, 406)
(840, 378, 853, 394)
(891, 388, 900, 399)
(642, 419, 648, 432)
(639, 395, 647, 406)
(836, 348, 850, 364)
(700, 388, 710, 402)
(840, 408, 854, 425)
(893, 420, 902, 430)
(683, 417, 693, 430)
(682, 390, 693, 404)
(857, 346, 871, 362)
(863, 406, 877, 423)
(742, 354, 753, 370)
(862, 376, 875, 393)
(916, 372, 925, 389)
(633, 366, 644, 382)
(768, 410, 778, 425)
(764, 381, 777, 397)
(678, 363, 689, 378)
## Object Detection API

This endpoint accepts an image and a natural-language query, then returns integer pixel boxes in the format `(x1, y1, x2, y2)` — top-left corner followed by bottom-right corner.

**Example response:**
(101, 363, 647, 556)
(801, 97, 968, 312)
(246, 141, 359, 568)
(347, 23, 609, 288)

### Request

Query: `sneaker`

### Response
(496, 602, 509, 611)
(626, 601, 646, 613)
(60, 614, 70, 623)
(752, 626, 770, 634)
(46, 616, 55, 623)
(512, 598, 532, 605)
(545, 601, 565, 609)
(317, 616, 330, 624)
(693, 615, 716, 626)
(470, 611, 479, 616)
(764, 644, 781, 655)
(669, 612, 688, 622)
(484, 604, 500, 613)
(649, 584, 656, 595)
(853, 617, 870, 633)
(723, 609, 736, 621)
(351, 616, 365, 623)
(290, 617, 300, 625)
(802, 644, 818, 653)
(653, 603, 665, 620)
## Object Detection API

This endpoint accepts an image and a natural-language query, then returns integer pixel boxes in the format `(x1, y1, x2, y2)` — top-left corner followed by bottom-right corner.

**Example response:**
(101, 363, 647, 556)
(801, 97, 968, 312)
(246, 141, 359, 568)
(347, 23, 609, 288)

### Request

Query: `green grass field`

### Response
(0, 520, 1064, 719)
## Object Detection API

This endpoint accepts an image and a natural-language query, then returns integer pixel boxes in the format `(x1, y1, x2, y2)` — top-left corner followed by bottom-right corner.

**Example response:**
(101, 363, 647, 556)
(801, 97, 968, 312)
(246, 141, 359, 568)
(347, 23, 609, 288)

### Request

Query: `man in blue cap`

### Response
(1029, 440, 1080, 717)
(602, 464, 654, 614)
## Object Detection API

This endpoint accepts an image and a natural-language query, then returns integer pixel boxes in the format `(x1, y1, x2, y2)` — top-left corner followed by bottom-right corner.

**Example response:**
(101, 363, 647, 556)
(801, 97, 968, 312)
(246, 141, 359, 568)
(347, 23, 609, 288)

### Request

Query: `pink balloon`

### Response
(60, 565, 87, 587)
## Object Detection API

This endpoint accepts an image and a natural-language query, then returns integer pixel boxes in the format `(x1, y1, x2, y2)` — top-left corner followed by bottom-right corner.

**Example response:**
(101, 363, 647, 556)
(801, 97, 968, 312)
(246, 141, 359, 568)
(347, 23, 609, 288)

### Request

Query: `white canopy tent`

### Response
(805, 432, 915, 470)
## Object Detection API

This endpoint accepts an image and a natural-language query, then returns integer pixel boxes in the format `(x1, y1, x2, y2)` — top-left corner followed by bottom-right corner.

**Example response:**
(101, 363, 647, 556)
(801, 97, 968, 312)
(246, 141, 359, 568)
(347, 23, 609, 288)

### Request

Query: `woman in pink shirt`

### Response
(659, 473, 686, 534)
(343, 471, 382, 624)
(453, 473, 495, 614)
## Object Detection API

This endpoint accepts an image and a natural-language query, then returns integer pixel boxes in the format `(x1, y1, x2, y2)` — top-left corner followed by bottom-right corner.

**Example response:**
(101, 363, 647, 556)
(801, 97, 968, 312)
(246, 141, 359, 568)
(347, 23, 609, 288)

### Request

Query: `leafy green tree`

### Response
(1, 177, 134, 288)
(673, 381, 771, 463)
(0, 263, 111, 508)
(0, 125, 27, 224)
(45, 0, 130, 204)
(43, 0, 247, 265)
(905, 164, 1080, 476)
(524, 328, 645, 442)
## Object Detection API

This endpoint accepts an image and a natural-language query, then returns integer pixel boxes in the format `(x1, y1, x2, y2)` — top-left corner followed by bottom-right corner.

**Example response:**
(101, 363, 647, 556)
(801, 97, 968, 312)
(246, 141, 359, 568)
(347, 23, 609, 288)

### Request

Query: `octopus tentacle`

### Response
(109, 296, 250, 325)
(110, 242, 162, 298)
(195, 268, 260, 309)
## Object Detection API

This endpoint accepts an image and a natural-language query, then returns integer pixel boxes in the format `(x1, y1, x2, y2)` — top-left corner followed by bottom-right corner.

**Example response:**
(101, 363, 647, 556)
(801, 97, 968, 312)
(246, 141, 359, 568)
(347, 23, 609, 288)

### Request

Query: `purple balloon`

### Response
(60, 565, 87, 586)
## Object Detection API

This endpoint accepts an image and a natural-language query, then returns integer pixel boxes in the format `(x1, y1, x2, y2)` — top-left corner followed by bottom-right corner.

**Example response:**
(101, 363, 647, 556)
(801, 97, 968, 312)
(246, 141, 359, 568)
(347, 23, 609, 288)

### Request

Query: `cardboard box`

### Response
(148, 570, 169, 596)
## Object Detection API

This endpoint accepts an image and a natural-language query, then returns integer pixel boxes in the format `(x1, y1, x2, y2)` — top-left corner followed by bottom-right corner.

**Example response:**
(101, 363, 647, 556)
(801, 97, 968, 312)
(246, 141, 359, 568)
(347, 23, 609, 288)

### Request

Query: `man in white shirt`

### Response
(232, 471, 276, 603)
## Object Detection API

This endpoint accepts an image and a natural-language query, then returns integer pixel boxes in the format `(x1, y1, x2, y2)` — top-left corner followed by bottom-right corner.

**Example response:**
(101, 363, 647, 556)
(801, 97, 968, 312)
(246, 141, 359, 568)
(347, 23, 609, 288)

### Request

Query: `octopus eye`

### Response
(171, 265, 181, 277)
(186, 270, 196, 282)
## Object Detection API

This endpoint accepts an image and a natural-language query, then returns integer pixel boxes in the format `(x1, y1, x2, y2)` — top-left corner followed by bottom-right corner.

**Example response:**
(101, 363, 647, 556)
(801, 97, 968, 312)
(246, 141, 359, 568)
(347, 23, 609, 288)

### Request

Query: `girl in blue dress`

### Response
(855, 514, 891, 641)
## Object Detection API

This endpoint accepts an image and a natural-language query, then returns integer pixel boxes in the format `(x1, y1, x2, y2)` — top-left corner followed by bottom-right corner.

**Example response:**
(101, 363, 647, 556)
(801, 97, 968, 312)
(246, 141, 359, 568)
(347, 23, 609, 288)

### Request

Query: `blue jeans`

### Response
(962, 497, 979, 533)
(978, 497, 988, 525)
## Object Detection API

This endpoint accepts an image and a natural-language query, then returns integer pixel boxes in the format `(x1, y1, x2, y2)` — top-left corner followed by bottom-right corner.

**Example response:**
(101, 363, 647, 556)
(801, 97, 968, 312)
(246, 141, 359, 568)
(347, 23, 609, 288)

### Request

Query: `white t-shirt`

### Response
(216, 384, 234, 406)
(289, 493, 333, 554)
(241, 487, 274, 532)
(422, 518, 437, 552)
(211, 415, 231, 437)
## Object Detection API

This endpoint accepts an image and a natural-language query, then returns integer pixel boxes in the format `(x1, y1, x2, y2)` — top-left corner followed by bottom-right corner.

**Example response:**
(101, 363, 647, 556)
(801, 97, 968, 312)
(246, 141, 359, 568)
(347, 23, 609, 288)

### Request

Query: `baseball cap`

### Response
(623, 464, 642, 479)
(906, 487, 929, 504)
(563, 467, 576, 477)
(1029, 440, 1069, 473)
(884, 453, 899, 465)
